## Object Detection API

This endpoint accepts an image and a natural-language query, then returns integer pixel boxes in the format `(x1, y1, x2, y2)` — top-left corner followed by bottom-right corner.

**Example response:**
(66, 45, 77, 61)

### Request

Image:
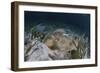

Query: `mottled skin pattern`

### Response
(24, 29, 88, 61)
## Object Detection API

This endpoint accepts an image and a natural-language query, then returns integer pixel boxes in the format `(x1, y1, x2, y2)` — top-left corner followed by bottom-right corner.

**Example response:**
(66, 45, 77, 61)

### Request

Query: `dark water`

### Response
(24, 11, 90, 38)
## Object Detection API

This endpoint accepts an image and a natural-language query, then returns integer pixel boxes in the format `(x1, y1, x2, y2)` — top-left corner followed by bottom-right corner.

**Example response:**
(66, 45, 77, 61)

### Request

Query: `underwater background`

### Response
(24, 11, 90, 37)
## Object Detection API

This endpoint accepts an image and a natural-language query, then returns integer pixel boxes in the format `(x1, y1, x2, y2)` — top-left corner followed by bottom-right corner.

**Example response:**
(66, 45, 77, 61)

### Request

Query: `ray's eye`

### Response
(55, 38, 59, 41)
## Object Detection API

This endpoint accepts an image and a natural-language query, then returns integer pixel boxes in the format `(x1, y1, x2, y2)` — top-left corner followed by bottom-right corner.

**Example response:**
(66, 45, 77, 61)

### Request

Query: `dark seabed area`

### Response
(24, 11, 90, 61)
